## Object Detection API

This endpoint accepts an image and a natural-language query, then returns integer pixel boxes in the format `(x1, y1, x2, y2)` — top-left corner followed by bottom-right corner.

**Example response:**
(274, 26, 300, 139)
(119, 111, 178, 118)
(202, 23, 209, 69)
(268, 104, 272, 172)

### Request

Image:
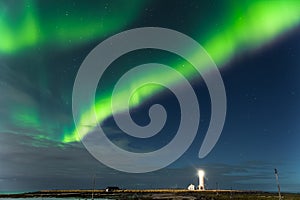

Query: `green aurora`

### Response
(1, 0, 300, 143)
(0, 0, 146, 53)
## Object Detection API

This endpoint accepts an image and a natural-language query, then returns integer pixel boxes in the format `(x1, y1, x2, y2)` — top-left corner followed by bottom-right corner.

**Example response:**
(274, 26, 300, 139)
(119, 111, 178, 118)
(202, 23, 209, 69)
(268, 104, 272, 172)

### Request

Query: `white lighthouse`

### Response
(198, 170, 205, 190)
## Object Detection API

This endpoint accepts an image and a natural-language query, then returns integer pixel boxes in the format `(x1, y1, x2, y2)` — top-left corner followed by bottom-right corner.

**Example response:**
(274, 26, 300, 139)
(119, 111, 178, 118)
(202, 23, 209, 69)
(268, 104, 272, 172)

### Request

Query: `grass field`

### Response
(0, 189, 299, 200)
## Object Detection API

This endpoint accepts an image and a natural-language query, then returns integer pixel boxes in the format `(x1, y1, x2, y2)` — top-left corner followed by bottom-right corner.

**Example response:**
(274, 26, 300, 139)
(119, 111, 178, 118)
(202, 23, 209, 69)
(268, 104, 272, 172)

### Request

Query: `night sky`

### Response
(0, 0, 300, 193)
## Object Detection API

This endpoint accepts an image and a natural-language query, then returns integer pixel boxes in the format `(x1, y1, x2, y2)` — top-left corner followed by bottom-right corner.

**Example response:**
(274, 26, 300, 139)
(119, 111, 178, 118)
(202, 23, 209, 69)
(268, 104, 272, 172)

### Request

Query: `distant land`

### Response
(0, 189, 300, 200)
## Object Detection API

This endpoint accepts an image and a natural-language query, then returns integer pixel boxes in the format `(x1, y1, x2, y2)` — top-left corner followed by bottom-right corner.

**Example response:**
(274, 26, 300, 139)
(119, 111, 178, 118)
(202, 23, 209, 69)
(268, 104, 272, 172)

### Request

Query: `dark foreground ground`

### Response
(1, 189, 300, 200)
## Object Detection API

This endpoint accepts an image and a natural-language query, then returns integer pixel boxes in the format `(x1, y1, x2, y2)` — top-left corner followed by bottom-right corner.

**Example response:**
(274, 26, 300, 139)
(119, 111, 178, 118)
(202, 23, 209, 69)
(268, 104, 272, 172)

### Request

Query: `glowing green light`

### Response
(64, 1, 300, 143)
(11, 107, 41, 129)
(2, 1, 299, 143)
(0, 1, 39, 53)
(203, 0, 300, 66)
(0, 0, 147, 54)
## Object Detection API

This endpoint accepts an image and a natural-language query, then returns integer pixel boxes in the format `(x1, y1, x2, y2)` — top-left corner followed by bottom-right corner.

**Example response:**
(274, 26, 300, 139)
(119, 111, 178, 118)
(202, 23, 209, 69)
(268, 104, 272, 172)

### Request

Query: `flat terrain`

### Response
(1, 189, 300, 200)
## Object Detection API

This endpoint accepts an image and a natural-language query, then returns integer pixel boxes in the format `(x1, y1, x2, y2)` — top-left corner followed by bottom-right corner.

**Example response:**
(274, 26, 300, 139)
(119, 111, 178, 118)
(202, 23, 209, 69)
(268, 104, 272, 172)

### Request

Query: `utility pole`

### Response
(91, 175, 96, 200)
(274, 168, 282, 200)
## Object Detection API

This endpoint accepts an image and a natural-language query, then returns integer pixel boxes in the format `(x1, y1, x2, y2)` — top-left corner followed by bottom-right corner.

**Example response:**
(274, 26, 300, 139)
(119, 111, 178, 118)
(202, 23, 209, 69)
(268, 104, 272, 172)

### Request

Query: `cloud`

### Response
(0, 62, 73, 143)
(0, 131, 112, 191)
(0, 131, 299, 192)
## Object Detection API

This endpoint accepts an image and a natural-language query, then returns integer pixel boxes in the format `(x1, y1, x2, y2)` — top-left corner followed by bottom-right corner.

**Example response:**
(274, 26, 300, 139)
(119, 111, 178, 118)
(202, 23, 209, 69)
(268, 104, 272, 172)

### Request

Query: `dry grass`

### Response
(1, 189, 300, 200)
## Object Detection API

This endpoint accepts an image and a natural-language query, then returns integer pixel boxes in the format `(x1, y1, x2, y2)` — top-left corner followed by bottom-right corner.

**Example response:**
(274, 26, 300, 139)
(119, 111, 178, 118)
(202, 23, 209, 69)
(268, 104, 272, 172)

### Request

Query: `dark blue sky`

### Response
(0, 0, 299, 193)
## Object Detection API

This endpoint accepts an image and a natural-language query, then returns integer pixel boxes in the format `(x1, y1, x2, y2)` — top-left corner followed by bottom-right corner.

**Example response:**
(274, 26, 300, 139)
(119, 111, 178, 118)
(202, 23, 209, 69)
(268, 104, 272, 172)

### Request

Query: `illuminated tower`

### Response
(198, 170, 205, 190)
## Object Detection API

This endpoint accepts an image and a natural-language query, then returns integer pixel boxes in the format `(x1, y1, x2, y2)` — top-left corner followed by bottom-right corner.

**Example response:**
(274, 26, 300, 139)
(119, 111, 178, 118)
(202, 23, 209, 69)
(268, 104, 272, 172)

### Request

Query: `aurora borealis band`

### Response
(0, 0, 300, 192)
(63, 0, 300, 143)
(1, 0, 300, 143)
(0, 0, 147, 53)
